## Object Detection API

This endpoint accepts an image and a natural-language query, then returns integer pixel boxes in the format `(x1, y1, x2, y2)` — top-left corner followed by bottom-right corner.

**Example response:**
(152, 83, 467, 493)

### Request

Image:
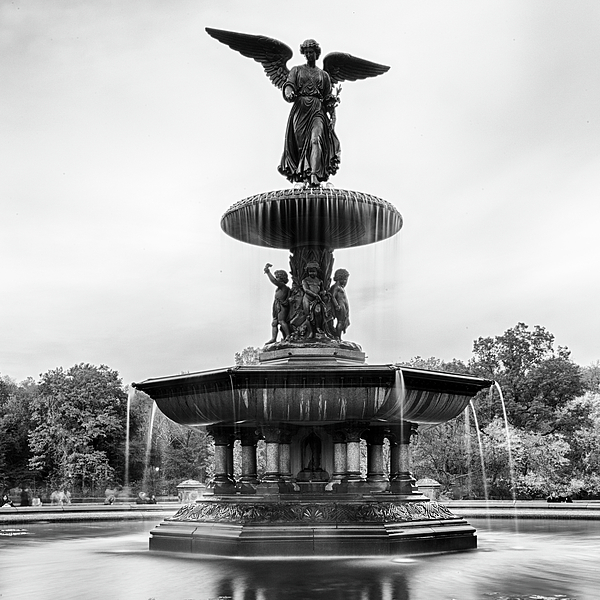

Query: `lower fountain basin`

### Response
(133, 364, 492, 428)
(149, 497, 476, 557)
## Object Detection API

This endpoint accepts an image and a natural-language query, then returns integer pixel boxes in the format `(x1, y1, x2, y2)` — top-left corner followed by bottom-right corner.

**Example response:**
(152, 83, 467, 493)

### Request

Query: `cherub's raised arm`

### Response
(264, 264, 288, 288)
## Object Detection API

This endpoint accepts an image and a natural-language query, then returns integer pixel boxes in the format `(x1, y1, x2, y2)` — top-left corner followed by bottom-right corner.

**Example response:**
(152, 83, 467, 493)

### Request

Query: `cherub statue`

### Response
(264, 263, 291, 343)
(206, 28, 390, 186)
(329, 268, 350, 339)
(301, 261, 334, 339)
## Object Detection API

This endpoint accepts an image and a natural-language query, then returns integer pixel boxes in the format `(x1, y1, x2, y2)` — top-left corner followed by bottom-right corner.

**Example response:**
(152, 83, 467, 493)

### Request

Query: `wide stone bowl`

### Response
(221, 188, 402, 249)
(133, 364, 492, 429)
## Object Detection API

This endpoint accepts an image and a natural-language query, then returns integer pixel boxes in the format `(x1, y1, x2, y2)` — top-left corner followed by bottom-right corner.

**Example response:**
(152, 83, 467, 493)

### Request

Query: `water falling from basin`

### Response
(124, 385, 134, 492)
(492, 381, 520, 534)
(470, 399, 491, 529)
(142, 401, 157, 495)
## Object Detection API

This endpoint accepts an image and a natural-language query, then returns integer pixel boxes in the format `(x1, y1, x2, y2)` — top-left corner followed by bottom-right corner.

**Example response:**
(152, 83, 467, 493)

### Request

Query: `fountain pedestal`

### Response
(133, 187, 492, 556)
(135, 350, 491, 556)
(149, 495, 477, 556)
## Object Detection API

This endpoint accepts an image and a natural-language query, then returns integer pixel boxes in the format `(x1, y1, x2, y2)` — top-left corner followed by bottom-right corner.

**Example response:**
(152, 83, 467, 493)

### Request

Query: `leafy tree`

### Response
(470, 323, 586, 433)
(28, 364, 126, 493)
(566, 391, 600, 497)
(0, 376, 36, 489)
(582, 361, 600, 392)
(153, 413, 213, 492)
(403, 335, 593, 498)
(412, 414, 476, 497)
(481, 418, 571, 499)
(399, 355, 471, 375)
(127, 388, 214, 495)
(401, 357, 478, 497)
(235, 346, 261, 365)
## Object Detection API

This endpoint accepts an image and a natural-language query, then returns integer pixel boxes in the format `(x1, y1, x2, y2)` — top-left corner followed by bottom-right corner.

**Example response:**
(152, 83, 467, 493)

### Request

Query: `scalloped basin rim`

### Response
(133, 364, 493, 391)
(132, 365, 493, 427)
(220, 188, 403, 249)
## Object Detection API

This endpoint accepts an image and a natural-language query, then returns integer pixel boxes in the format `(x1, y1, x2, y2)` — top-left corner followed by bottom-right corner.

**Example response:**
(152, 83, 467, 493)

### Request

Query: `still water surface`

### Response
(0, 518, 598, 600)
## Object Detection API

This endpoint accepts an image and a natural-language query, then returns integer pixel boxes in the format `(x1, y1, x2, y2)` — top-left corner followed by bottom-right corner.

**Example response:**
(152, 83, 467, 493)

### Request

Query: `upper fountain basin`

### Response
(221, 188, 403, 249)
(133, 364, 492, 428)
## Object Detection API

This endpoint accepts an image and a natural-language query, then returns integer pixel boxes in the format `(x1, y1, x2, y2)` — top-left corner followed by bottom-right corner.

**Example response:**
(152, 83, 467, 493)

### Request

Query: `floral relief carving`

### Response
(168, 501, 459, 524)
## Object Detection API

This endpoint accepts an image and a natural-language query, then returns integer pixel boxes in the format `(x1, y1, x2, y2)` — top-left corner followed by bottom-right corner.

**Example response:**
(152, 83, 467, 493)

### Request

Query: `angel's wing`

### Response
(205, 27, 293, 90)
(322, 52, 390, 86)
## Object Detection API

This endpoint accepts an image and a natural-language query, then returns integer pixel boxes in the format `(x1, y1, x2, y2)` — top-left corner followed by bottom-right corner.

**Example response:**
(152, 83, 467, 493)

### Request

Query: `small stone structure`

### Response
(417, 478, 442, 500)
(176, 480, 206, 503)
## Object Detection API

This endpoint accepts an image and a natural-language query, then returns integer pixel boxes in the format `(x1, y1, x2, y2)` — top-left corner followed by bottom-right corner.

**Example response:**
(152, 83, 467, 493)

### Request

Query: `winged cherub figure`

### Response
(206, 28, 390, 187)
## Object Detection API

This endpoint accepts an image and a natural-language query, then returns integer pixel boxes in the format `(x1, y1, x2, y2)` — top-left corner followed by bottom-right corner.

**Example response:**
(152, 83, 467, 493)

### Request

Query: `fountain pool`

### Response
(1, 518, 598, 599)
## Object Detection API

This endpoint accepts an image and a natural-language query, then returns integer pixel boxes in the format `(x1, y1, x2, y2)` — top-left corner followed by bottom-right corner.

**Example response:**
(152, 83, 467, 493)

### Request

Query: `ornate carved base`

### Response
(149, 498, 477, 556)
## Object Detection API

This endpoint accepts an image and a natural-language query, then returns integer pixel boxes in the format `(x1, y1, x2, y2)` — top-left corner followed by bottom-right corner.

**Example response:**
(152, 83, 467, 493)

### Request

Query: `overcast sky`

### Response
(2, 0, 599, 386)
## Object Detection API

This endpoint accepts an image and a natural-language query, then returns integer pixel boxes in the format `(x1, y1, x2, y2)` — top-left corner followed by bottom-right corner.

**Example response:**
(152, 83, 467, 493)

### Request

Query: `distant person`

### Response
(20, 489, 31, 507)
(50, 490, 71, 505)
(1, 492, 14, 507)
(104, 486, 119, 504)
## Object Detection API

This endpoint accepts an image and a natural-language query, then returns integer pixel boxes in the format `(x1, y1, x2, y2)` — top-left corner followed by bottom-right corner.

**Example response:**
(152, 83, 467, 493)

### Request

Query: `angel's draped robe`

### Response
(278, 65, 341, 183)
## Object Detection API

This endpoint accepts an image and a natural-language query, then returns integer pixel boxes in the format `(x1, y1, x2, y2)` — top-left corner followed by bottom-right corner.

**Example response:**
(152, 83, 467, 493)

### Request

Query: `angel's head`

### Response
(300, 39, 321, 59)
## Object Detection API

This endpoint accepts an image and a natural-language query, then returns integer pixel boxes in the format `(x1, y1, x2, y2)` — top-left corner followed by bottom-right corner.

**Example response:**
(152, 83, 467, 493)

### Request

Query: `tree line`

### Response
(1, 322, 599, 500)
(406, 323, 600, 499)
(0, 364, 211, 500)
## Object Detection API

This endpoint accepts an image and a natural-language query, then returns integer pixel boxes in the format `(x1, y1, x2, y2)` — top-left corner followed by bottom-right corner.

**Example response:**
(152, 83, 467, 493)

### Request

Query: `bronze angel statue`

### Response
(206, 28, 390, 187)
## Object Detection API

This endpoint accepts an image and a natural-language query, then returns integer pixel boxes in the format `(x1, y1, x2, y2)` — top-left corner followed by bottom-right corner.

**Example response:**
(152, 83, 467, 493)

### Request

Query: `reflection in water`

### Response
(212, 562, 410, 600)
(0, 519, 598, 599)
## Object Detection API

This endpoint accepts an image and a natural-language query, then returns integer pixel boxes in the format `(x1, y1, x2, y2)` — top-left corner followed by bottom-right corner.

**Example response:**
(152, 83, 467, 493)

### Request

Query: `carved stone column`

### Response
(345, 422, 367, 487)
(278, 427, 296, 490)
(331, 428, 347, 481)
(364, 428, 388, 492)
(388, 422, 419, 495)
(262, 427, 281, 480)
(209, 426, 236, 495)
(239, 429, 260, 494)
(257, 426, 282, 494)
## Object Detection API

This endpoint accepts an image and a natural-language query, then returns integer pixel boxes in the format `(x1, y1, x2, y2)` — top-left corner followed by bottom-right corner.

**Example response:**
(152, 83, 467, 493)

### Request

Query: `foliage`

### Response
(412, 414, 476, 497)
(403, 357, 479, 498)
(399, 355, 471, 375)
(582, 361, 600, 393)
(235, 346, 261, 365)
(28, 364, 126, 492)
(481, 418, 570, 498)
(125, 388, 214, 495)
(0, 376, 36, 488)
(407, 324, 595, 499)
(0, 322, 597, 501)
(470, 323, 586, 433)
(152, 411, 214, 493)
(568, 392, 600, 487)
